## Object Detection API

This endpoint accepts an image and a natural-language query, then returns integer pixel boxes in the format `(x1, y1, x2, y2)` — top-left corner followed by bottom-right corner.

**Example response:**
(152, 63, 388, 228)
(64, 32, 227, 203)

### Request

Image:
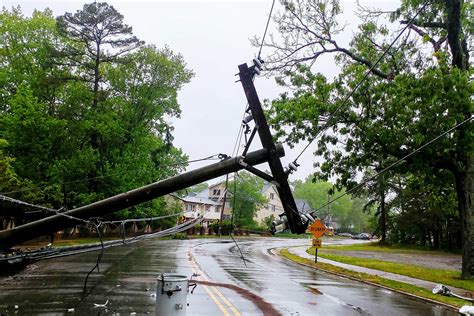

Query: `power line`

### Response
(258, 0, 276, 59)
(101, 212, 183, 224)
(232, 104, 248, 157)
(292, 0, 430, 163)
(310, 115, 473, 215)
(0, 217, 203, 263)
(0, 154, 222, 196)
(0, 194, 89, 224)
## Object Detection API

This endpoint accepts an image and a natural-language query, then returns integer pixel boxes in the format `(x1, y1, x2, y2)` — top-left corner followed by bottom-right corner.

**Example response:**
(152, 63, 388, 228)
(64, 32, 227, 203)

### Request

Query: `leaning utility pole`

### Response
(0, 59, 311, 248)
(237, 61, 308, 234)
(0, 147, 284, 248)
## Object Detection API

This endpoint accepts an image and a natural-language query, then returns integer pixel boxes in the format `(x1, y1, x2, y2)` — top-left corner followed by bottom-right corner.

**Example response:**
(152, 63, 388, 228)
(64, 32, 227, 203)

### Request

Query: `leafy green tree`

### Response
(0, 139, 20, 193)
(263, 214, 276, 230)
(257, 0, 472, 277)
(56, 2, 142, 109)
(187, 182, 209, 195)
(230, 172, 267, 228)
(0, 5, 193, 228)
(293, 176, 370, 232)
(56, 2, 143, 192)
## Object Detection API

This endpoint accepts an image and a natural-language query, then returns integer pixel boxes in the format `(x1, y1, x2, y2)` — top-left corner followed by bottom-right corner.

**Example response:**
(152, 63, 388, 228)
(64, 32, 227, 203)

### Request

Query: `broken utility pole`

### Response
(0, 146, 284, 248)
(237, 61, 308, 234)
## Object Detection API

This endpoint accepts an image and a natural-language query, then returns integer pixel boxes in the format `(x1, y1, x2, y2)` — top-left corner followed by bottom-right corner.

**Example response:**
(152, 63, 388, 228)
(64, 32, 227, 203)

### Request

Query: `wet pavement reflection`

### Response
(0, 237, 458, 315)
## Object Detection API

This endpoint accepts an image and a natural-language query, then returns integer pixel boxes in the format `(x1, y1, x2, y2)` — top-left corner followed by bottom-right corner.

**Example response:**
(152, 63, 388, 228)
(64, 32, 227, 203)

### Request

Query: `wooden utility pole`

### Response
(238, 62, 307, 234)
(0, 147, 283, 248)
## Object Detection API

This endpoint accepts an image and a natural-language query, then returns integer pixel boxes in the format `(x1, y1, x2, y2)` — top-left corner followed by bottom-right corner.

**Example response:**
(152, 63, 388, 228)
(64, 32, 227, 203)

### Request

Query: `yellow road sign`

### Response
(307, 220, 327, 238)
(312, 238, 322, 248)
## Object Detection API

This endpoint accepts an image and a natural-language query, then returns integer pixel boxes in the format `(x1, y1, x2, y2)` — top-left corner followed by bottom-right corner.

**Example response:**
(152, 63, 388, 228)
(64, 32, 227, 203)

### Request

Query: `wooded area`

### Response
(0, 3, 193, 226)
(256, 0, 472, 278)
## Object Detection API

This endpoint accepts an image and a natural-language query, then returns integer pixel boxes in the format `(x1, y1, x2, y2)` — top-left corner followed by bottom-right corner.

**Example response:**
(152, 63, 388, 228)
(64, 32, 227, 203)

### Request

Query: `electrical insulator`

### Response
(243, 114, 253, 124)
(253, 58, 263, 70)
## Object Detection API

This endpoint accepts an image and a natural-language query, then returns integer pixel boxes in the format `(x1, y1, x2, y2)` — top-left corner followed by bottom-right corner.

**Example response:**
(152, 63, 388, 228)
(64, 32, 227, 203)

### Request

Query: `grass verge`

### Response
(274, 233, 313, 239)
(307, 248, 474, 292)
(279, 249, 468, 308)
(322, 242, 460, 255)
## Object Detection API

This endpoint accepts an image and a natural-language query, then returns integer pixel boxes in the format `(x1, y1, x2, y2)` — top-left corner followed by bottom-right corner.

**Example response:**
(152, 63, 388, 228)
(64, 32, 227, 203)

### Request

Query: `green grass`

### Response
(52, 237, 120, 247)
(323, 242, 460, 255)
(274, 233, 313, 239)
(307, 247, 474, 292)
(280, 249, 468, 308)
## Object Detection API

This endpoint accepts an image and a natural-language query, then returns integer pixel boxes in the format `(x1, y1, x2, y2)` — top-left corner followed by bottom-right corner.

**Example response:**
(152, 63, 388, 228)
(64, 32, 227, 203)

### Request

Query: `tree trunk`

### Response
(377, 172, 387, 244)
(379, 189, 387, 244)
(444, 0, 472, 279)
(433, 229, 440, 249)
(455, 156, 474, 278)
(420, 228, 427, 247)
(445, 0, 468, 70)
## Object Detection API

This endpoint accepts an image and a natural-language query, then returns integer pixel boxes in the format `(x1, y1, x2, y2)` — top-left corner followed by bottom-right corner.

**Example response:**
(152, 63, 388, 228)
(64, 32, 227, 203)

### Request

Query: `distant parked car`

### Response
(353, 233, 371, 240)
(337, 233, 353, 238)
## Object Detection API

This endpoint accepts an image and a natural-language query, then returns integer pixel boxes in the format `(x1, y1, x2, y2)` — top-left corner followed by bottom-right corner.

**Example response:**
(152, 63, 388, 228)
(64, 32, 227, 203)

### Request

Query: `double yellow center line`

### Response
(188, 250, 241, 316)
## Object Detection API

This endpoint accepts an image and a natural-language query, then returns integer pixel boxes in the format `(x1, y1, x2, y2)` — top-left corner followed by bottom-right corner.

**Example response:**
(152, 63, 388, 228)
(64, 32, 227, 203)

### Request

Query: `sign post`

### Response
(308, 220, 327, 263)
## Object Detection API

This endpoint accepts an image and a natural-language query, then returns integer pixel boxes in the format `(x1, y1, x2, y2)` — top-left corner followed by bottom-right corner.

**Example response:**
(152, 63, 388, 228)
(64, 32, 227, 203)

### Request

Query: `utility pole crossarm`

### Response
(237, 63, 307, 234)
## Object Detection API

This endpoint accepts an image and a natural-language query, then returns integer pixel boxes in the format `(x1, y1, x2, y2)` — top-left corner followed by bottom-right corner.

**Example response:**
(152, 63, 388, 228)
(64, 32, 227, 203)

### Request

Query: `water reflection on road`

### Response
(191, 238, 456, 316)
(0, 237, 458, 315)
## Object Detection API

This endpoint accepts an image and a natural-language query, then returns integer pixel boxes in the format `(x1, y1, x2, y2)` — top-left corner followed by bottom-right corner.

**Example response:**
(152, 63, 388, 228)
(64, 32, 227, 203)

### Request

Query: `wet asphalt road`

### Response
(0, 237, 458, 315)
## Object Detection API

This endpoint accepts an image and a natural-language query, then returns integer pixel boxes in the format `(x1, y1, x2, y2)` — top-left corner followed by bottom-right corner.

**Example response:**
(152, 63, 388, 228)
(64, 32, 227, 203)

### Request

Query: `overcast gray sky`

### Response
(3, 0, 398, 185)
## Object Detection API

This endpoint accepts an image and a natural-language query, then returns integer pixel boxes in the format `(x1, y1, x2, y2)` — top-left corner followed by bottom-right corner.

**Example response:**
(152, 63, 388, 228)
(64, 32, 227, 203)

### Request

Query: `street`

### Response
(0, 237, 457, 315)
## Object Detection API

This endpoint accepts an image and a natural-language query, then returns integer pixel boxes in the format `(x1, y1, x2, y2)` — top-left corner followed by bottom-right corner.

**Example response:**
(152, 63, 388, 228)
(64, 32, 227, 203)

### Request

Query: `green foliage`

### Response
(171, 232, 187, 240)
(187, 182, 209, 195)
(293, 177, 371, 232)
(0, 139, 20, 193)
(260, 0, 472, 276)
(230, 172, 268, 228)
(262, 214, 275, 230)
(0, 5, 193, 224)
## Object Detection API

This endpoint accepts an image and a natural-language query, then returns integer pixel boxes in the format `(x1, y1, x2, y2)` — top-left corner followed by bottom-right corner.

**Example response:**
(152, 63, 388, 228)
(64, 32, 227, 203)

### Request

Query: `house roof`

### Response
(295, 199, 312, 213)
(262, 182, 273, 192)
(196, 188, 209, 198)
(180, 195, 219, 205)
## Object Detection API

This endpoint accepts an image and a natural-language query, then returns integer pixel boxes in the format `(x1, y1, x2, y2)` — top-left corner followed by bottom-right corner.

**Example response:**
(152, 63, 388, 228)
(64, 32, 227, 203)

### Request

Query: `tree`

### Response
(187, 182, 209, 195)
(56, 2, 143, 109)
(0, 6, 193, 228)
(0, 139, 20, 193)
(229, 172, 268, 228)
(56, 2, 143, 192)
(293, 176, 370, 232)
(258, 0, 472, 277)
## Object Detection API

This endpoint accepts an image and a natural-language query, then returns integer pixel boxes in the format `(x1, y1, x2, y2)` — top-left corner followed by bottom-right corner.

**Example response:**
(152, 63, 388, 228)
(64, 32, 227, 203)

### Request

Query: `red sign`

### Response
(308, 220, 327, 238)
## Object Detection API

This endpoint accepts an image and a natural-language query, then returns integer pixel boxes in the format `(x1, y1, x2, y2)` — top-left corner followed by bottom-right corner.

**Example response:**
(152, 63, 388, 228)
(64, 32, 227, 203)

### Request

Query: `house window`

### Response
(269, 193, 274, 199)
(213, 189, 221, 195)
(272, 205, 276, 212)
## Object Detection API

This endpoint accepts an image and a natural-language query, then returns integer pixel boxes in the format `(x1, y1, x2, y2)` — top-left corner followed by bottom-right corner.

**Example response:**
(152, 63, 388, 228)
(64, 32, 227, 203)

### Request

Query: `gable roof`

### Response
(295, 199, 311, 214)
(180, 195, 219, 205)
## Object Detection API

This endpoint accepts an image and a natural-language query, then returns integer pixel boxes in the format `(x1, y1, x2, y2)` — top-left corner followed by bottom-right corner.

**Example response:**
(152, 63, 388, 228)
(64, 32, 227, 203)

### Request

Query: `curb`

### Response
(276, 247, 459, 311)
